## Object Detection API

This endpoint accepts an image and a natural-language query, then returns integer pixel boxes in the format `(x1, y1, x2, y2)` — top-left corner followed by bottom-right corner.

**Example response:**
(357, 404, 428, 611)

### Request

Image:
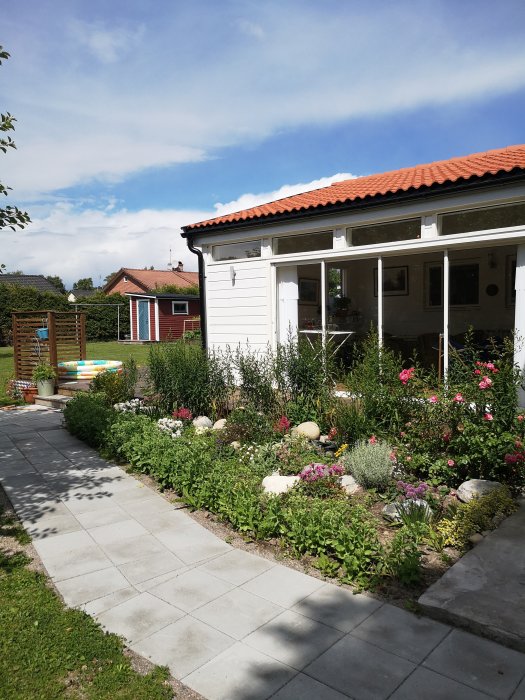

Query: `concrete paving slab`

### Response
(155, 528, 232, 564)
(86, 519, 148, 545)
(419, 501, 525, 652)
(96, 592, 184, 644)
(198, 549, 276, 586)
(24, 512, 83, 539)
(182, 642, 296, 700)
(56, 567, 130, 607)
(351, 604, 450, 663)
(423, 629, 525, 699)
(33, 529, 95, 557)
(291, 584, 382, 634)
(118, 550, 186, 584)
(149, 568, 235, 612)
(512, 676, 525, 699)
(75, 504, 130, 529)
(127, 507, 190, 532)
(271, 673, 351, 700)
(390, 667, 495, 700)
(132, 616, 235, 680)
(242, 564, 325, 609)
(192, 588, 284, 640)
(100, 533, 168, 565)
(43, 544, 113, 581)
(304, 634, 416, 700)
(81, 587, 140, 617)
(244, 609, 343, 671)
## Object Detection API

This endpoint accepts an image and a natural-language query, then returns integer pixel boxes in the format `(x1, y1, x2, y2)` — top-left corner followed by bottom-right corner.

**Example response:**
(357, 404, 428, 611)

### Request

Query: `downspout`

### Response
(186, 235, 207, 350)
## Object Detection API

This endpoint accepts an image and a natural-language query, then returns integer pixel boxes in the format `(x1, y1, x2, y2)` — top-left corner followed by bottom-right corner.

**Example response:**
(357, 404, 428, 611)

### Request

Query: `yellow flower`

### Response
(335, 443, 348, 458)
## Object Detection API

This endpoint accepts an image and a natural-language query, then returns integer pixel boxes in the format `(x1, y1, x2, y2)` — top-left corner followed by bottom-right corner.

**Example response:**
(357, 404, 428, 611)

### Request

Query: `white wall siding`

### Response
(206, 259, 272, 352)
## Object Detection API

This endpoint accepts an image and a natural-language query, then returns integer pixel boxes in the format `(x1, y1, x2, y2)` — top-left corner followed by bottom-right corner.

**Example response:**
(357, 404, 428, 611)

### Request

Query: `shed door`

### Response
(138, 300, 150, 340)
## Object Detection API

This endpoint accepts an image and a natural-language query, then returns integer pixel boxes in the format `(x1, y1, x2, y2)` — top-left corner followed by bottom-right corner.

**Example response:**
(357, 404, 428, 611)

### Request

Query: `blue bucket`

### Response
(36, 327, 48, 340)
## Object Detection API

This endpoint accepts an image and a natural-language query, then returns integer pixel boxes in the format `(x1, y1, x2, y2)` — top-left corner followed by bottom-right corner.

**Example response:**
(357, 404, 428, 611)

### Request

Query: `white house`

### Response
(181, 145, 525, 396)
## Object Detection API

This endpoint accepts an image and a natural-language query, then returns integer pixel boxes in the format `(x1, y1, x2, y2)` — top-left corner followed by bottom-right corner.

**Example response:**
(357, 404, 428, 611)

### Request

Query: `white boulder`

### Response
(193, 416, 213, 429)
(457, 479, 503, 503)
(213, 419, 227, 430)
(262, 471, 300, 496)
(341, 475, 359, 495)
(292, 421, 321, 440)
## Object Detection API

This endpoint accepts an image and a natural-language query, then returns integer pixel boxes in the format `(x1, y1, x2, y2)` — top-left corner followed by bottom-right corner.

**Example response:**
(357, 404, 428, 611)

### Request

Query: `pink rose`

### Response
(428, 395, 438, 404)
(479, 376, 493, 390)
(447, 459, 455, 467)
(483, 413, 493, 421)
(399, 367, 415, 385)
(368, 435, 377, 444)
(474, 369, 481, 375)
(453, 393, 464, 403)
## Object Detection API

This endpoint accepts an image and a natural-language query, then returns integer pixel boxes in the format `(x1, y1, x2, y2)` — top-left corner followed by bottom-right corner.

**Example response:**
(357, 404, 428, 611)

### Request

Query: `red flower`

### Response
(275, 415, 291, 433)
(368, 435, 378, 444)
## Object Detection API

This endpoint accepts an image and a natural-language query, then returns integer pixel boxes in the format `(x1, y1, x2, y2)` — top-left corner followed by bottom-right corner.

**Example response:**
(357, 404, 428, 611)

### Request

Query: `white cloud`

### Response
(1, 174, 354, 287)
(213, 173, 356, 216)
(3, 2, 525, 201)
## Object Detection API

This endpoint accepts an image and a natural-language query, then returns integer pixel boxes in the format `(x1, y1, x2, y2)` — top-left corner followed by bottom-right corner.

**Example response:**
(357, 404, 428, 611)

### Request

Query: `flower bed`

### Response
(63, 333, 524, 595)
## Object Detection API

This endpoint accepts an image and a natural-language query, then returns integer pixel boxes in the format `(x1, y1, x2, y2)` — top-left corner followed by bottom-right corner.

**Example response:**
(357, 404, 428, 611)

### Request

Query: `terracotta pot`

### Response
(22, 387, 38, 404)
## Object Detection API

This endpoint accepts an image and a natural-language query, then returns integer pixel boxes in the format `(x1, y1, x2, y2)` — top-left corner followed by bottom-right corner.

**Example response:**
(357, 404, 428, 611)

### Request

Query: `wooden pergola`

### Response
(12, 311, 86, 381)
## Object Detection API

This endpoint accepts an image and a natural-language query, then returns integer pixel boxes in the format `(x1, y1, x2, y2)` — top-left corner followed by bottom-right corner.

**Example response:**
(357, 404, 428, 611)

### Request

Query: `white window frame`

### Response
(172, 301, 189, 315)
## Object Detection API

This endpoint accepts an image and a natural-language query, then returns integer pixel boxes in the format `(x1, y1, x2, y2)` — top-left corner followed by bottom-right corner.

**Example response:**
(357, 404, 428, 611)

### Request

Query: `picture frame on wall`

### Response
(299, 278, 320, 304)
(373, 266, 409, 297)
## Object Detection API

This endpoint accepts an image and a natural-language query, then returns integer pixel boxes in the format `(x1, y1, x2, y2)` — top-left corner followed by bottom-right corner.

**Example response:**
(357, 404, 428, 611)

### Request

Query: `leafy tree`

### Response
(45, 275, 66, 294)
(103, 270, 119, 285)
(155, 283, 199, 295)
(0, 47, 30, 244)
(73, 277, 94, 290)
(5, 269, 23, 275)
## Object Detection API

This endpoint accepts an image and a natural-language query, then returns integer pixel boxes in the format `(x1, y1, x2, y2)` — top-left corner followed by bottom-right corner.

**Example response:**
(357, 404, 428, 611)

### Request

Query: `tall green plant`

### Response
(235, 345, 278, 415)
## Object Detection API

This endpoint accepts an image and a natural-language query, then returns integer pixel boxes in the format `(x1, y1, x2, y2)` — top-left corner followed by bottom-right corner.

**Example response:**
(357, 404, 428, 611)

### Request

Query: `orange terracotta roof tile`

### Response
(183, 145, 525, 232)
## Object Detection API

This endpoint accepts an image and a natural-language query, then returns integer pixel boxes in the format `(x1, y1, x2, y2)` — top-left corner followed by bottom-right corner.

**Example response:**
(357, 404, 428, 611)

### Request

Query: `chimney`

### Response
(175, 261, 184, 272)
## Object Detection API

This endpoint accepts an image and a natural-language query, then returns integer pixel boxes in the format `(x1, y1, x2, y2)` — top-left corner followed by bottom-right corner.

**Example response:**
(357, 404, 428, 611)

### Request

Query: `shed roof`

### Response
(0, 274, 62, 293)
(182, 145, 525, 233)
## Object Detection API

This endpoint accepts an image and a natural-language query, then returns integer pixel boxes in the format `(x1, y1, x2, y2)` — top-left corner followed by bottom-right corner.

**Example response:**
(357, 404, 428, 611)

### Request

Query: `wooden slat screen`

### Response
(12, 311, 86, 380)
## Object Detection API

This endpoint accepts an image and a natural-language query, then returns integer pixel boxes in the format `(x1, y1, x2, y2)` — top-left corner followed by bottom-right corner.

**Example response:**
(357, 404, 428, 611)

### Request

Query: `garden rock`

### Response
(213, 419, 227, 430)
(292, 421, 321, 440)
(341, 474, 359, 495)
(469, 533, 484, 545)
(262, 472, 300, 495)
(382, 503, 401, 522)
(457, 479, 503, 503)
(193, 416, 212, 429)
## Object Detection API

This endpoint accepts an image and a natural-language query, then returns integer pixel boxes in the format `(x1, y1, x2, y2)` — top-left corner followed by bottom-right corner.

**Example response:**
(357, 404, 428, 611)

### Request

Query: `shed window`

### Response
(212, 240, 261, 261)
(274, 231, 333, 255)
(441, 202, 525, 236)
(350, 218, 421, 246)
(172, 301, 189, 315)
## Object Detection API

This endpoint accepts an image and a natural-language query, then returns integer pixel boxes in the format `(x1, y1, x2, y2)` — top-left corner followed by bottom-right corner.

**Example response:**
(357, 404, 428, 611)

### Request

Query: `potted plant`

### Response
(32, 362, 57, 397)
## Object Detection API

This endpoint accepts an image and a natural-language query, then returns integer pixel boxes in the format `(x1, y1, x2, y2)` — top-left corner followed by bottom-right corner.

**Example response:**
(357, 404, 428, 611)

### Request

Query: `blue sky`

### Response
(2, 0, 525, 286)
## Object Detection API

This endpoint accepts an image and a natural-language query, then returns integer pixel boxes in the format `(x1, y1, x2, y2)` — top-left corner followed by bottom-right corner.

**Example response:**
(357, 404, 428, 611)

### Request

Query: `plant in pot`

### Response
(32, 362, 57, 397)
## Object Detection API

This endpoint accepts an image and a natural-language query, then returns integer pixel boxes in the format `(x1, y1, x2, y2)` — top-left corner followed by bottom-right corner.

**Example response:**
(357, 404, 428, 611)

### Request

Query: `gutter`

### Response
(185, 235, 207, 350)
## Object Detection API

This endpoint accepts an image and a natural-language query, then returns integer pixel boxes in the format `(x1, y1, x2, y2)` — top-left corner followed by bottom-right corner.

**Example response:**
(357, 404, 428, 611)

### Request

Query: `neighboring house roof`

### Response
(126, 292, 200, 300)
(183, 144, 525, 233)
(103, 268, 199, 293)
(0, 274, 61, 293)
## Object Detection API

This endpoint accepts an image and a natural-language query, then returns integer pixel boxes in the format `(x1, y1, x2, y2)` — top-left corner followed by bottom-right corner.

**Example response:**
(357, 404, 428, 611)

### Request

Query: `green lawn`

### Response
(0, 342, 151, 404)
(0, 507, 173, 700)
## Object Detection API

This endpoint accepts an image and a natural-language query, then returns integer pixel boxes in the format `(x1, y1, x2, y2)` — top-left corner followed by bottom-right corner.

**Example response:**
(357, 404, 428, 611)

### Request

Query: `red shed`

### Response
(127, 293, 200, 342)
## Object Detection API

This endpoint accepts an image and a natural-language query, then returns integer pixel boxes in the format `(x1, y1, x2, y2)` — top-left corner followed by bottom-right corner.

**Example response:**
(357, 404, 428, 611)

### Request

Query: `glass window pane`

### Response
(212, 240, 261, 261)
(275, 231, 333, 255)
(441, 202, 525, 236)
(172, 302, 188, 314)
(450, 264, 479, 305)
(428, 265, 442, 307)
(351, 218, 421, 246)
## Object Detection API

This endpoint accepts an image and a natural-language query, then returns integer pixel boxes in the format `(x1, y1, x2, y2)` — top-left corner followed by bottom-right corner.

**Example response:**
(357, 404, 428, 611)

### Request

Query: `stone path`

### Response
(1, 406, 525, 700)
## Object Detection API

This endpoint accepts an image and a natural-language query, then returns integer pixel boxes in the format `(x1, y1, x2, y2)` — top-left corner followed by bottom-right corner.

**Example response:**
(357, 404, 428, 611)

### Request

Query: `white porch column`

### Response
(277, 266, 299, 344)
(443, 249, 450, 382)
(514, 244, 525, 406)
(377, 256, 383, 348)
(321, 260, 326, 346)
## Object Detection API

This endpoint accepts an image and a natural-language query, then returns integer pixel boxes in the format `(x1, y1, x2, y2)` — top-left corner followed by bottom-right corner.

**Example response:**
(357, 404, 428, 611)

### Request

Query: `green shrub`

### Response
(341, 439, 393, 490)
(223, 406, 275, 445)
(90, 357, 138, 406)
(148, 342, 234, 417)
(437, 487, 517, 549)
(63, 393, 116, 448)
(234, 346, 279, 415)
